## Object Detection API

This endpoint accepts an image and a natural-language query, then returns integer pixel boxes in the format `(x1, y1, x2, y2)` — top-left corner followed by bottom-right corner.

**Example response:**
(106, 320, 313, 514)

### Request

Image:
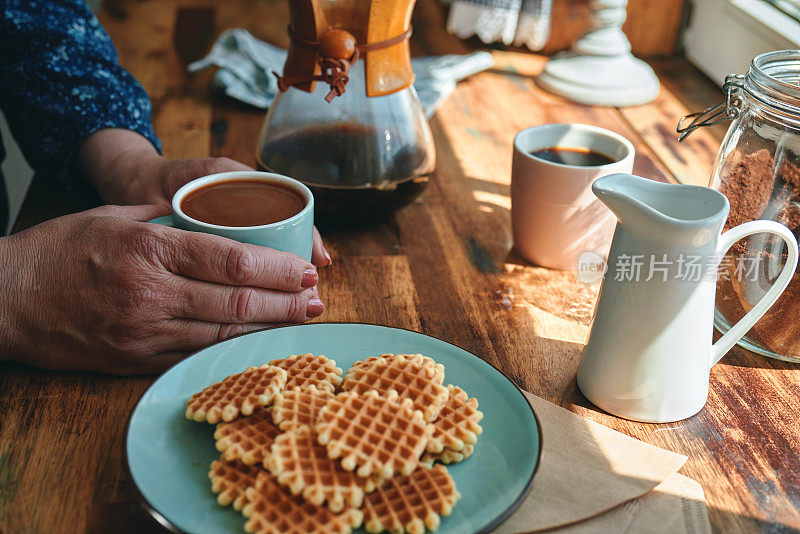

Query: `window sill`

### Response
(684, 0, 800, 86)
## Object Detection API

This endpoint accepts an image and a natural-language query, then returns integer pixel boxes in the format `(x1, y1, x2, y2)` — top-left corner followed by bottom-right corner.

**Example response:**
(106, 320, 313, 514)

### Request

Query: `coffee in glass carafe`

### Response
(256, 0, 435, 226)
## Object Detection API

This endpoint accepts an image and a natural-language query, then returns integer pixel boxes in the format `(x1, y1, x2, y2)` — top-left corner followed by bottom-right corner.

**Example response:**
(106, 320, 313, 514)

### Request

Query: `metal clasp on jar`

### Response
(677, 74, 745, 141)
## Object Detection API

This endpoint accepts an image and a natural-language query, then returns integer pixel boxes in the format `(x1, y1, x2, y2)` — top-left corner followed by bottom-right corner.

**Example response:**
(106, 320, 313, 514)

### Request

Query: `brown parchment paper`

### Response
(493, 391, 692, 533)
(521, 473, 711, 534)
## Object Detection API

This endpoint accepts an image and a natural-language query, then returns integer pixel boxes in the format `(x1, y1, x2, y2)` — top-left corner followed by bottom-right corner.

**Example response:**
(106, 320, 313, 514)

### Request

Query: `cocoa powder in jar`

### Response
(716, 148, 800, 358)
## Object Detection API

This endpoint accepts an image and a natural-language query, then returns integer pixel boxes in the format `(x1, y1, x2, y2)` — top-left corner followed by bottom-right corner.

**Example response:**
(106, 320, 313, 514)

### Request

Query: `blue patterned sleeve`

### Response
(0, 0, 162, 182)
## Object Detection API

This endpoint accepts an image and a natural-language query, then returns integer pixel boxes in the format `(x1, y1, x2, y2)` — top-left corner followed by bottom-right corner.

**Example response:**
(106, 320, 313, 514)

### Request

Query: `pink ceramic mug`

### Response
(511, 123, 635, 270)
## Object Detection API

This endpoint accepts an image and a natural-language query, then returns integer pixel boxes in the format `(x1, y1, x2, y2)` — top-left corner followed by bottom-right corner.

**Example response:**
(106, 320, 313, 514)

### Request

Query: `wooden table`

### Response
(1, 1, 797, 533)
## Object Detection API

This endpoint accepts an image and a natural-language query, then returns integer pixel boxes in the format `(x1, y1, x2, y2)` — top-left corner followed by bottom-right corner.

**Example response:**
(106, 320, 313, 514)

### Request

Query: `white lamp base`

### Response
(537, 51, 660, 107)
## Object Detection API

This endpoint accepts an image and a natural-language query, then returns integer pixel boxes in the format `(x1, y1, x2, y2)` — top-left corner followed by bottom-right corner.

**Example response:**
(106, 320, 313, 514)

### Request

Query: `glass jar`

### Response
(681, 50, 800, 362)
(256, 62, 435, 227)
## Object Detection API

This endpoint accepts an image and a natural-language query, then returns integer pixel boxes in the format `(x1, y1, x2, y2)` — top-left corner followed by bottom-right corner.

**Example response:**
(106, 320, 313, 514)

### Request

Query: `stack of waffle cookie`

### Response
(186, 353, 483, 534)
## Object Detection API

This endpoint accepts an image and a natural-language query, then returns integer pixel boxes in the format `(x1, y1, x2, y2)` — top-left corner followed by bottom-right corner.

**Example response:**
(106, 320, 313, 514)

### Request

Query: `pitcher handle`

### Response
(711, 220, 799, 365)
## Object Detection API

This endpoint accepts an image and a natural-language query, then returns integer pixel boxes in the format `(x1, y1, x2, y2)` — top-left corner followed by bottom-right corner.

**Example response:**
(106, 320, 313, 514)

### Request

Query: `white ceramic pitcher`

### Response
(577, 174, 799, 423)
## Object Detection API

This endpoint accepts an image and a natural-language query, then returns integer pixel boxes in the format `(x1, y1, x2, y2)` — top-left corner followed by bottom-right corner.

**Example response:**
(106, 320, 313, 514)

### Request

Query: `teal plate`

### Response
(126, 323, 542, 533)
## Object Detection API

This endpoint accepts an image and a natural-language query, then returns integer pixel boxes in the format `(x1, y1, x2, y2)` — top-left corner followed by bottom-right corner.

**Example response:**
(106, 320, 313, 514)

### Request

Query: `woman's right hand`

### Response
(0, 204, 325, 374)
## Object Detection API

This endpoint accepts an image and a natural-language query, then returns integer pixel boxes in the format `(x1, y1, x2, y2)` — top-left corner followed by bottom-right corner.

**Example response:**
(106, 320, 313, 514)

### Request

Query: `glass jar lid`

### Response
(746, 50, 800, 121)
(678, 49, 800, 140)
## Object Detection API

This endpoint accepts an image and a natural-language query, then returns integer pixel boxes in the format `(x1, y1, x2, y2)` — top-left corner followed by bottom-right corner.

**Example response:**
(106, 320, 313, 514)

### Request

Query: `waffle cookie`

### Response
(362, 464, 460, 534)
(425, 385, 483, 454)
(242, 471, 363, 534)
(272, 386, 334, 432)
(267, 426, 383, 512)
(421, 445, 474, 467)
(209, 460, 261, 510)
(215, 407, 282, 465)
(347, 353, 441, 375)
(186, 365, 287, 424)
(342, 354, 448, 422)
(269, 354, 343, 393)
(316, 390, 432, 479)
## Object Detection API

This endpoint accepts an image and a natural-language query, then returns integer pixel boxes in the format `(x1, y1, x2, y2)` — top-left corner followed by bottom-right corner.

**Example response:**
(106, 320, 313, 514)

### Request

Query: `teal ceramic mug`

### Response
(150, 171, 314, 260)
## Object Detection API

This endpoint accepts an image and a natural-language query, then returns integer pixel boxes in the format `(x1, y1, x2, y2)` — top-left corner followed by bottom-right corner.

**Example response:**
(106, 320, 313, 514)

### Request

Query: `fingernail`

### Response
(323, 247, 332, 266)
(306, 297, 324, 318)
(301, 268, 318, 288)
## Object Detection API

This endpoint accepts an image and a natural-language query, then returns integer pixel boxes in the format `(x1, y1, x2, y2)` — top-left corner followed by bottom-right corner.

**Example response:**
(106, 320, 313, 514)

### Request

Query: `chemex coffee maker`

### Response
(256, 0, 435, 226)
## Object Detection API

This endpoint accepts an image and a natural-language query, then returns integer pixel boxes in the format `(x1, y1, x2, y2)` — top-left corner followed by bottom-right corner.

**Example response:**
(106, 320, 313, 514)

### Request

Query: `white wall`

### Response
(1, 111, 34, 233)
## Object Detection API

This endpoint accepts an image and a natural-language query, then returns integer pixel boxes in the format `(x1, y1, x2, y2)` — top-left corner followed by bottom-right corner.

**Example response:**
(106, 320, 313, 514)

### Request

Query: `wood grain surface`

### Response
(1, 1, 797, 533)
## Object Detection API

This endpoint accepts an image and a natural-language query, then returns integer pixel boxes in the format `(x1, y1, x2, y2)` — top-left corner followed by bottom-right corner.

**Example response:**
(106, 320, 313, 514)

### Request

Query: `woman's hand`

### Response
(0, 204, 326, 374)
(76, 128, 332, 266)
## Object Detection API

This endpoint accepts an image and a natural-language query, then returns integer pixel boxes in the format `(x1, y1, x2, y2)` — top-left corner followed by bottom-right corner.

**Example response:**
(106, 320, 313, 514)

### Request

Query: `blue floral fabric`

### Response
(0, 0, 161, 187)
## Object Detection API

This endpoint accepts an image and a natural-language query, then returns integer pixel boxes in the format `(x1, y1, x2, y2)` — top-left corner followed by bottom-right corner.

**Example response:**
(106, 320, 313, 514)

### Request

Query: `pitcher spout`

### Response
(592, 173, 730, 239)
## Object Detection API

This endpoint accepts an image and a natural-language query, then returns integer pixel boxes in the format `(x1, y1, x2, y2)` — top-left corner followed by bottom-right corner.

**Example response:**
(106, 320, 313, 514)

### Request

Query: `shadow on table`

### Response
(11, 175, 100, 233)
(87, 493, 168, 534)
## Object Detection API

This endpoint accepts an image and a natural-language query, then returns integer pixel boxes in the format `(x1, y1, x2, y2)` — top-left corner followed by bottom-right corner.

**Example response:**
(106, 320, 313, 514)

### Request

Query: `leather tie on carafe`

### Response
(274, 26, 413, 103)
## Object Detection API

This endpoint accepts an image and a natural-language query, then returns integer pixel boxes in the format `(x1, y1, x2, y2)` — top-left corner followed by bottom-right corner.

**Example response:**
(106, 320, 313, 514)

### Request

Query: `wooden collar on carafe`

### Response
(274, 26, 413, 102)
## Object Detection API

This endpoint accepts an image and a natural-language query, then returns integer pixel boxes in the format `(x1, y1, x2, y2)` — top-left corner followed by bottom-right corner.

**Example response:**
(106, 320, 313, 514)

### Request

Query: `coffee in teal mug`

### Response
(150, 171, 314, 260)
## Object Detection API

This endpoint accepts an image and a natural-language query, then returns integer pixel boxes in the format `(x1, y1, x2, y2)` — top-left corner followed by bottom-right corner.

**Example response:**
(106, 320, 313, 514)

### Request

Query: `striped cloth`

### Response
(445, 0, 553, 50)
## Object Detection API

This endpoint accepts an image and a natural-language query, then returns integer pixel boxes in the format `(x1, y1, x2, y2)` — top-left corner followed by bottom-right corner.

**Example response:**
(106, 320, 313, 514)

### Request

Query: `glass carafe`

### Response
(256, 0, 435, 226)
(256, 63, 434, 226)
(680, 50, 800, 362)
